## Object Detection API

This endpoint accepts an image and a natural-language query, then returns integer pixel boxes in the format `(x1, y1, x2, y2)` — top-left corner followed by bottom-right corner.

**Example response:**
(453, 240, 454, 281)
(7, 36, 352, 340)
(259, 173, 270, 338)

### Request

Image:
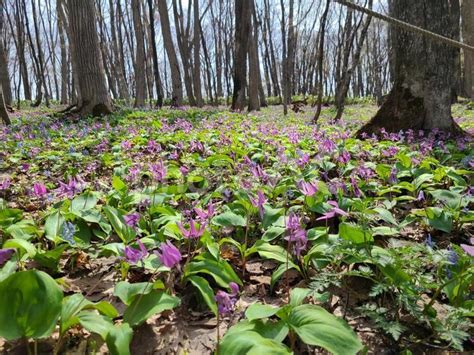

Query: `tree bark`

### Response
(157, 0, 183, 106)
(193, 0, 204, 107)
(147, 0, 164, 108)
(0, 0, 11, 107)
(462, 0, 474, 99)
(231, 0, 251, 111)
(358, 0, 461, 135)
(132, 0, 147, 107)
(66, 0, 112, 116)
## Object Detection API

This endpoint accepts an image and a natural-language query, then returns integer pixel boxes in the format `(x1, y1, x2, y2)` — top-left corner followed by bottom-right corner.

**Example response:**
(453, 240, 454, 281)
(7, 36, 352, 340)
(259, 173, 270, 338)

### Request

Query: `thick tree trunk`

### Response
(0, 85, 10, 125)
(193, 0, 203, 107)
(57, 0, 68, 104)
(248, 0, 260, 111)
(231, 0, 251, 111)
(358, 0, 461, 135)
(147, 0, 163, 108)
(66, 0, 112, 116)
(157, 0, 183, 106)
(462, 0, 474, 99)
(132, 0, 147, 108)
(0, 0, 12, 107)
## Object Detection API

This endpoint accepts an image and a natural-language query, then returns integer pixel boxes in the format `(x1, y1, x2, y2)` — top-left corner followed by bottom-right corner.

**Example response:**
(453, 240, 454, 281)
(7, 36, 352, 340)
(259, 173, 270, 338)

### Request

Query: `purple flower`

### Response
(126, 165, 141, 182)
(337, 151, 351, 164)
(316, 201, 349, 221)
(124, 239, 148, 264)
(250, 164, 268, 183)
(149, 161, 167, 183)
(177, 219, 206, 239)
(56, 177, 85, 199)
(33, 183, 47, 198)
(0, 248, 15, 267)
(180, 165, 189, 176)
(388, 167, 398, 184)
(285, 213, 307, 257)
(194, 201, 215, 221)
(461, 238, 474, 257)
(250, 191, 267, 219)
(121, 140, 132, 150)
(155, 240, 182, 268)
(297, 180, 318, 196)
(350, 177, 362, 198)
(417, 190, 425, 202)
(0, 176, 11, 191)
(147, 140, 161, 154)
(124, 213, 140, 228)
(215, 283, 239, 316)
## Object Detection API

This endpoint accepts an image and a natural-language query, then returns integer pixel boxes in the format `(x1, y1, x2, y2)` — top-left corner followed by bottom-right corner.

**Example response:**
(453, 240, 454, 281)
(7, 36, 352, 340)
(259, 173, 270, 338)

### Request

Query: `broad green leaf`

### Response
(44, 210, 65, 241)
(188, 275, 218, 315)
(373, 207, 398, 226)
(288, 304, 363, 355)
(0, 270, 63, 340)
(106, 323, 133, 355)
(123, 290, 180, 327)
(219, 330, 292, 355)
(185, 253, 242, 288)
(78, 311, 113, 339)
(338, 222, 373, 244)
(71, 192, 98, 214)
(212, 211, 247, 227)
(245, 303, 280, 321)
(289, 288, 312, 307)
(114, 281, 155, 306)
(3, 239, 36, 257)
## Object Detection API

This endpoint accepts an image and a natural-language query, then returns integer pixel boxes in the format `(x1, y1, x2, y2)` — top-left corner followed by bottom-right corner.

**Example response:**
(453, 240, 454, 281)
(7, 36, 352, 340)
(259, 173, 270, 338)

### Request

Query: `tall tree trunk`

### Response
(57, 0, 68, 104)
(157, 0, 183, 106)
(0, 0, 11, 122)
(66, 0, 112, 116)
(147, 0, 163, 108)
(30, 0, 49, 106)
(334, 0, 372, 121)
(313, 0, 331, 123)
(358, 0, 461, 135)
(248, 0, 261, 111)
(132, 0, 147, 107)
(193, 0, 203, 107)
(462, 0, 474, 99)
(231, 0, 251, 111)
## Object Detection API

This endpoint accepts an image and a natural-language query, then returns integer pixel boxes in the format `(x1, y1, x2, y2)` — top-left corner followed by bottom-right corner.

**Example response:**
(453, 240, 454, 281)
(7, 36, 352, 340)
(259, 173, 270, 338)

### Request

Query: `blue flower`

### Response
(61, 222, 76, 245)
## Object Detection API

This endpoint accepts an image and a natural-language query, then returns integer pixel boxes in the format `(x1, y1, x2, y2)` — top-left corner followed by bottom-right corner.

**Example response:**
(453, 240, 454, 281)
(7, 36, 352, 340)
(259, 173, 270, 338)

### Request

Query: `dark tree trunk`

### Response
(231, 0, 251, 111)
(132, 0, 147, 107)
(358, 0, 462, 135)
(66, 0, 112, 116)
(462, 0, 474, 99)
(147, 0, 163, 108)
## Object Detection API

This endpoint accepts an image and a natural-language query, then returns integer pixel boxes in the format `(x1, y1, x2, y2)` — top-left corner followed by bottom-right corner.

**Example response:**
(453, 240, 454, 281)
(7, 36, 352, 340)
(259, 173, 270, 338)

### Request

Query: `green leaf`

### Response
(114, 281, 155, 306)
(112, 176, 128, 193)
(289, 288, 312, 307)
(219, 330, 292, 355)
(245, 303, 280, 321)
(3, 239, 36, 257)
(262, 226, 285, 242)
(123, 290, 180, 327)
(262, 205, 285, 229)
(212, 210, 247, 227)
(373, 207, 398, 226)
(185, 253, 242, 288)
(44, 210, 65, 241)
(0, 270, 63, 340)
(104, 206, 135, 243)
(78, 311, 113, 339)
(338, 223, 373, 244)
(61, 294, 93, 334)
(187, 275, 218, 315)
(288, 304, 363, 355)
(225, 319, 289, 343)
(106, 323, 133, 355)
(71, 192, 98, 214)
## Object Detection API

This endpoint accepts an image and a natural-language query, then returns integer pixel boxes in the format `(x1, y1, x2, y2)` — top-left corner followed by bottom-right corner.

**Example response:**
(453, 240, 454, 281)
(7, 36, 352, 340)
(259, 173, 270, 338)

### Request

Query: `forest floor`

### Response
(0, 102, 473, 354)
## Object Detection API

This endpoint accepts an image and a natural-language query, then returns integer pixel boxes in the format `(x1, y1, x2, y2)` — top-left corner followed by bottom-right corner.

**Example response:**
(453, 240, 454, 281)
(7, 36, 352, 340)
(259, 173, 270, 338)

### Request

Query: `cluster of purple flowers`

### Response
(285, 212, 307, 257)
(215, 282, 239, 316)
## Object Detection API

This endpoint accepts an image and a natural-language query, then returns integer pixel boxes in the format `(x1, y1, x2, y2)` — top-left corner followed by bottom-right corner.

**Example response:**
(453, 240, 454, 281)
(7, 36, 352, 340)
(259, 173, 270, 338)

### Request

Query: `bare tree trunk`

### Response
(132, 0, 147, 107)
(158, 0, 183, 106)
(358, 0, 461, 135)
(462, 0, 474, 99)
(66, 0, 112, 116)
(147, 0, 163, 108)
(334, 0, 372, 121)
(248, 0, 261, 111)
(193, 0, 203, 107)
(231, 0, 251, 111)
(0, 0, 11, 122)
(313, 0, 331, 123)
(57, 0, 68, 104)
